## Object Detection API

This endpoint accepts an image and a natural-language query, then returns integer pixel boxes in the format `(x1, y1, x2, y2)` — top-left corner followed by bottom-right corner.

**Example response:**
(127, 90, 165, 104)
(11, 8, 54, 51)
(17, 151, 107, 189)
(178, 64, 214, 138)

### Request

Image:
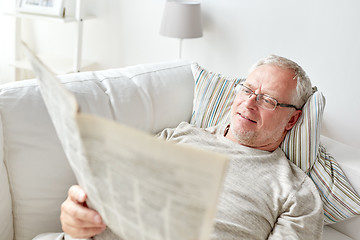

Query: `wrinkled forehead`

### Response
(245, 64, 297, 101)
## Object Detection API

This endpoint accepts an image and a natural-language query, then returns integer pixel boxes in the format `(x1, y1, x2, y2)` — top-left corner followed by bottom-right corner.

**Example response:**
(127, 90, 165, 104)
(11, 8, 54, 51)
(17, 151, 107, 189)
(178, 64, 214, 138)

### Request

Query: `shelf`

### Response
(4, 12, 95, 23)
(12, 54, 96, 75)
(8, 0, 95, 80)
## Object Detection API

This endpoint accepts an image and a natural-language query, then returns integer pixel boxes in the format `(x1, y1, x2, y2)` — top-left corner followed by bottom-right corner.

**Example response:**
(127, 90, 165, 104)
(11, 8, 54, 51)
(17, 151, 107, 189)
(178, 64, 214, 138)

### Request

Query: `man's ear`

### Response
(285, 110, 302, 131)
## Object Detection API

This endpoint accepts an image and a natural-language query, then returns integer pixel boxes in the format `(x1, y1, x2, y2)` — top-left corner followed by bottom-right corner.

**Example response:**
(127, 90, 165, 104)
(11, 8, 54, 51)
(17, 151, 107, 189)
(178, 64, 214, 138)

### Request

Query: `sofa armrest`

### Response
(0, 114, 13, 239)
(329, 217, 360, 240)
(323, 225, 352, 240)
(320, 135, 360, 195)
(320, 135, 360, 240)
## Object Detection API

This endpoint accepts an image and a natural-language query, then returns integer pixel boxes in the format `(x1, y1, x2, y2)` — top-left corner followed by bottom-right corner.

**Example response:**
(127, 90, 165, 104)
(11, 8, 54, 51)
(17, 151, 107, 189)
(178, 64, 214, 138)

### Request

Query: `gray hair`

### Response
(248, 55, 313, 109)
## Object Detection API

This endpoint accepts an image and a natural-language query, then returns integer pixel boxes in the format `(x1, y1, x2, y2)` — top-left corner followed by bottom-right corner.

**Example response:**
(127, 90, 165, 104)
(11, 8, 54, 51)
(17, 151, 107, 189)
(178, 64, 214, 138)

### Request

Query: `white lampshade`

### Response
(160, 1, 203, 39)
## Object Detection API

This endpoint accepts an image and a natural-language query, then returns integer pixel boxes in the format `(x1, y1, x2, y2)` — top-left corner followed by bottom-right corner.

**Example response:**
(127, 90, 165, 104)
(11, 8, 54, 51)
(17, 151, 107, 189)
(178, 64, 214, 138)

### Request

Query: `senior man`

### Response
(59, 55, 324, 239)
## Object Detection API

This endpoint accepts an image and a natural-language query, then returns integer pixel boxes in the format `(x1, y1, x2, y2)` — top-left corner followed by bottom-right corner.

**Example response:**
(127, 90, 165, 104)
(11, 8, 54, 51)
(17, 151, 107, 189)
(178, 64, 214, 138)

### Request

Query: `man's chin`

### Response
(231, 121, 257, 135)
(230, 127, 257, 143)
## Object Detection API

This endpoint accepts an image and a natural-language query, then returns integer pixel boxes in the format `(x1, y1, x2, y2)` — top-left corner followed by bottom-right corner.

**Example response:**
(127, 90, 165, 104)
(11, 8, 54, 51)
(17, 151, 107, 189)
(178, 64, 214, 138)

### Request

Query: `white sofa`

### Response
(0, 60, 359, 240)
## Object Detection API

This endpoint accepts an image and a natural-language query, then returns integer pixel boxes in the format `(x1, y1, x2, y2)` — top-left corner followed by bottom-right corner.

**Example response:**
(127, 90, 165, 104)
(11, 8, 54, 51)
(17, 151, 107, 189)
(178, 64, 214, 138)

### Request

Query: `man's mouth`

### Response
(239, 113, 257, 123)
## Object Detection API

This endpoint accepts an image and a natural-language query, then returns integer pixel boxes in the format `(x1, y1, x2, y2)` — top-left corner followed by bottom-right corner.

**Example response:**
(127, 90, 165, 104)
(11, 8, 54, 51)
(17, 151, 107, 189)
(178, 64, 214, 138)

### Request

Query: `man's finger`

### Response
(68, 185, 87, 203)
(61, 197, 104, 226)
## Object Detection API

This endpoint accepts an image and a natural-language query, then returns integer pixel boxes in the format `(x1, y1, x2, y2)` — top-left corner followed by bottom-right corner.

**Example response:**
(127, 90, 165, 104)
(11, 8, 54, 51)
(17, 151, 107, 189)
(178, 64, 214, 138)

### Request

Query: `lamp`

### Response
(160, 1, 203, 58)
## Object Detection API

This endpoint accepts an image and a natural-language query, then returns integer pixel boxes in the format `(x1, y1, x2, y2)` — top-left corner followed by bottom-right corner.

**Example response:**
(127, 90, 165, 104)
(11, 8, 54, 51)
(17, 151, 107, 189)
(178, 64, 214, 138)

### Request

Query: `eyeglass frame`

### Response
(234, 83, 302, 111)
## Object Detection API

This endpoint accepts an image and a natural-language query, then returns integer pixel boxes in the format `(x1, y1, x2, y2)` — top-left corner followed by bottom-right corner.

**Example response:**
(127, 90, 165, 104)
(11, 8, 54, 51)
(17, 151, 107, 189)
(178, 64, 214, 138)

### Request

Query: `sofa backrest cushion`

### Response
(85, 60, 194, 133)
(0, 60, 194, 240)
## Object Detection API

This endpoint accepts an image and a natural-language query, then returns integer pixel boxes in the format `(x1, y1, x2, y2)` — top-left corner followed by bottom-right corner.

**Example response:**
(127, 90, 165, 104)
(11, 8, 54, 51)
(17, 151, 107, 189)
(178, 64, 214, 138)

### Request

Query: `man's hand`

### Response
(60, 185, 107, 238)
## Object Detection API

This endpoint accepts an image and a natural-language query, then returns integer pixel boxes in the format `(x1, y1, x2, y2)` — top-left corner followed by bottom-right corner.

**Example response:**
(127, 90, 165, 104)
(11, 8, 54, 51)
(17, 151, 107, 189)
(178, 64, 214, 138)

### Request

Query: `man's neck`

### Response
(223, 124, 284, 152)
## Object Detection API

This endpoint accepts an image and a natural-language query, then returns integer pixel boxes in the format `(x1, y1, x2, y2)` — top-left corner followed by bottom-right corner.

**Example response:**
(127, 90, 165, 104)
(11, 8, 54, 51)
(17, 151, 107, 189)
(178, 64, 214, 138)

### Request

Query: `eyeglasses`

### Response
(234, 83, 301, 111)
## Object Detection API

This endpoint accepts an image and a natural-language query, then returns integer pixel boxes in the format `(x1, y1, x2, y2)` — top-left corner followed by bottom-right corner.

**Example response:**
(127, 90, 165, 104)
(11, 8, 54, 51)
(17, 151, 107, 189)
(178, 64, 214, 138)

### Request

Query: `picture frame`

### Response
(18, 0, 66, 17)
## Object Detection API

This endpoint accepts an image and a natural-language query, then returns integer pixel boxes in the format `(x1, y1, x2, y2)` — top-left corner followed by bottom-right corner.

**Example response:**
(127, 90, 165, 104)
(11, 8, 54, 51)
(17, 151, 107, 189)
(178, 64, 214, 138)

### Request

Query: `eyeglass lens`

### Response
(236, 85, 277, 110)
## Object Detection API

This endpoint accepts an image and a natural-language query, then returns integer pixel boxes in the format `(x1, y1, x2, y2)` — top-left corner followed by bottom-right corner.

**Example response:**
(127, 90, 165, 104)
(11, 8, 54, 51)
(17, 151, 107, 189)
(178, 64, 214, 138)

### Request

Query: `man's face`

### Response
(227, 64, 301, 151)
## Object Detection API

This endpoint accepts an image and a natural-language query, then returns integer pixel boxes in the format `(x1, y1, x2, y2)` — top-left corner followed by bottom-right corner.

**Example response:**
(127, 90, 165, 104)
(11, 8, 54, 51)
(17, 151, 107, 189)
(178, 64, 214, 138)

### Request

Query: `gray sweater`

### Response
(158, 122, 324, 240)
(57, 122, 323, 240)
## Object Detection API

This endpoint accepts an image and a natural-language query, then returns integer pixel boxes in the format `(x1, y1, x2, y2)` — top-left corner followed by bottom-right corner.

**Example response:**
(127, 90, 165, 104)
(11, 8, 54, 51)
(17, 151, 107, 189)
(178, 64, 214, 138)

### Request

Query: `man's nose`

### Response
(243, 94, 258, 108)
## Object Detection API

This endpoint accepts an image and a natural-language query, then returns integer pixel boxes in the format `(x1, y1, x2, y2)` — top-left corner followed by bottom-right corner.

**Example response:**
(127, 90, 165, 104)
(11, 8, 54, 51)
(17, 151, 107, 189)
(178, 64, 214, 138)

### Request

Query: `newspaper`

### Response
(23, 42, 229, 240)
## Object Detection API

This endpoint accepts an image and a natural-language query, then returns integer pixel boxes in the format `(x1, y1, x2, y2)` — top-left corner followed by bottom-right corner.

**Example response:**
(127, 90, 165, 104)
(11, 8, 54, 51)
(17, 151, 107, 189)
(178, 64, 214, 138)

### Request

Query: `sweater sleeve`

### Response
(155, 122, 190, 141)
(268, 176, 324, 240)
(156, 126, 177, 141)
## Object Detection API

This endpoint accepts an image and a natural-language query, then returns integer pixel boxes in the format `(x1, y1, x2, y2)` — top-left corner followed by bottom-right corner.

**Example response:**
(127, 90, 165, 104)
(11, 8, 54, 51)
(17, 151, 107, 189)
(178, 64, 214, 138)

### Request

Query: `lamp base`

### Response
(179, 38, 183, 59)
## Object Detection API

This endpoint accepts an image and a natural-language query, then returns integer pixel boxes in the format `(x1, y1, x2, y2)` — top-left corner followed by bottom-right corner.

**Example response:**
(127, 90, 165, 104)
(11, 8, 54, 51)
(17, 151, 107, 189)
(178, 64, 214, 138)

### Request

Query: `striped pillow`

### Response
(190, 63, 242, 127)
(310, 145, 360, 224)
(281, 90, 325, 173)
(190, 63, 360, 223)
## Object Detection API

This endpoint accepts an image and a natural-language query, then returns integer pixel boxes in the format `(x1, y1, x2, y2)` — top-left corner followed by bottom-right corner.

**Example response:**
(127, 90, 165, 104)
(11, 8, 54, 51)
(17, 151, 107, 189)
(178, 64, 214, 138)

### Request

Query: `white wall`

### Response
(1, 0, 359, 148)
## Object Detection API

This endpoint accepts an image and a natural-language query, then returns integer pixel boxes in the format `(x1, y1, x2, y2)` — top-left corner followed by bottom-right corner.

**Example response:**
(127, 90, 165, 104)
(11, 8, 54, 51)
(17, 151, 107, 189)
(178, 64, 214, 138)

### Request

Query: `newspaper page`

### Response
(77, 114, 228, 240)
(21, 42, 106, 216)
(23, 42, 229, 240)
